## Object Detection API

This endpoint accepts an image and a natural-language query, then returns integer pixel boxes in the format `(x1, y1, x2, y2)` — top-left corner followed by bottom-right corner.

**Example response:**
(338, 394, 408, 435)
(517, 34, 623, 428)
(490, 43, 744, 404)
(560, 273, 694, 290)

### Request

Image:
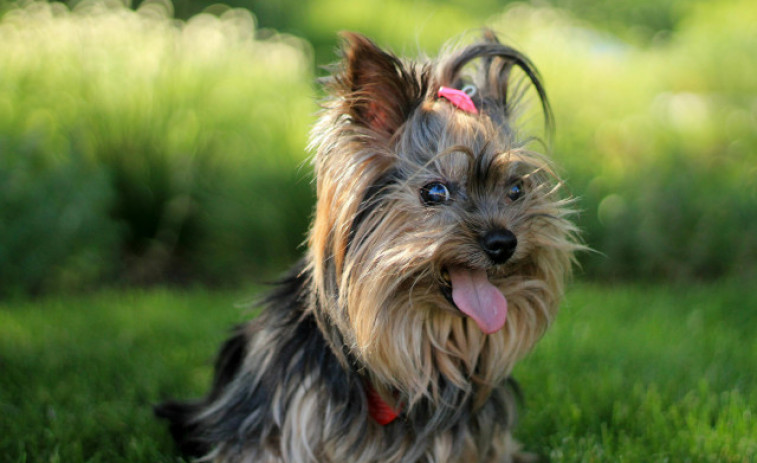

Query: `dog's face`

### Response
(309, 32, 579, 405)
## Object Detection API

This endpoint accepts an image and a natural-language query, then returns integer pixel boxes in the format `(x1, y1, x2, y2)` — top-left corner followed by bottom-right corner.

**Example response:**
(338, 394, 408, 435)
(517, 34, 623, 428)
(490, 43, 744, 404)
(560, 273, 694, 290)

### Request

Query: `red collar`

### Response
(365, 382, 402, 425)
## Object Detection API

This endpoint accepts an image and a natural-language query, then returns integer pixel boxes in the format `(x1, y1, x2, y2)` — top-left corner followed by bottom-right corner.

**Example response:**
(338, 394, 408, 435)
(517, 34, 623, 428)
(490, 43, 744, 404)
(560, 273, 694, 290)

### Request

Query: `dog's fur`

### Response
(156, 30, 580, 462)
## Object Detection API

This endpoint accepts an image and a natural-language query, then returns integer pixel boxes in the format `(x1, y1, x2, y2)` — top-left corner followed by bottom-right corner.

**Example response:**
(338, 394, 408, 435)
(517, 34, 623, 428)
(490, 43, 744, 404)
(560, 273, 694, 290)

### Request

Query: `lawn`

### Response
(1, 281, 754, 462)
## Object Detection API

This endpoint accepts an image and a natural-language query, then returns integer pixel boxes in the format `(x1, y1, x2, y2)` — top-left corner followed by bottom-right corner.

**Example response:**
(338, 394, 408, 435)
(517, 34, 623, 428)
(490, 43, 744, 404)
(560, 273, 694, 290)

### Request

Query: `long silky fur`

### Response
(157, 30, 581, 463)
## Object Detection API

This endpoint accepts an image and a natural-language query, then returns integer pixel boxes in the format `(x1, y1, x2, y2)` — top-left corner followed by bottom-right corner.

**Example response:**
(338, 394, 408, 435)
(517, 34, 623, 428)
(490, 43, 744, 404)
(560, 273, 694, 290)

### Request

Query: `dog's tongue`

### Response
(449, 267, 508, 334)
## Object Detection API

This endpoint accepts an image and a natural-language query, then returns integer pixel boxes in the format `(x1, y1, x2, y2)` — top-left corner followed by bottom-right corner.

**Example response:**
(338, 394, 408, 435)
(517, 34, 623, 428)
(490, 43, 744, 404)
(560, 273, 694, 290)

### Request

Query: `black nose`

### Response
(480, 229, 517, 264)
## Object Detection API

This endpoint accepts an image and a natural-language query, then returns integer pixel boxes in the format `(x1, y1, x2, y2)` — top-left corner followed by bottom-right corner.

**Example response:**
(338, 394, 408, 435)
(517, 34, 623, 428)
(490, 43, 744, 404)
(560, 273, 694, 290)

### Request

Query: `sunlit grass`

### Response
(0, 1, 315, 294)
(1, 0, 756, 294)
(515, 280, 757, 461)
(487, 2, 757, 280)
(1, 283, 754, 461)
(0, 287, 252, 462)
(1, 0, 312, 165)
(1, 2, 754, 461)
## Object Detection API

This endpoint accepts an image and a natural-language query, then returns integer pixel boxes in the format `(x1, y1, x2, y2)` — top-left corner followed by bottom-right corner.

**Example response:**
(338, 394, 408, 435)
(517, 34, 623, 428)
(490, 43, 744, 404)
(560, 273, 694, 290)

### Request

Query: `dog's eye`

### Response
(507, 182, 524, 202)
(420, 182, 452, 206)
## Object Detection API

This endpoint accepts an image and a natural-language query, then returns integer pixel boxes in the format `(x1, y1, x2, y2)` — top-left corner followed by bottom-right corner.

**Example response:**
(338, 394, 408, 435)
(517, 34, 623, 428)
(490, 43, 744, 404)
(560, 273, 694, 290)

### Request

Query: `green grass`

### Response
(2, 1, 757, 295)
(514, 281, 757, 461)
(1, 282, 754, 462)
(0, 2, 315, 294)
(0, 287, 254, 462)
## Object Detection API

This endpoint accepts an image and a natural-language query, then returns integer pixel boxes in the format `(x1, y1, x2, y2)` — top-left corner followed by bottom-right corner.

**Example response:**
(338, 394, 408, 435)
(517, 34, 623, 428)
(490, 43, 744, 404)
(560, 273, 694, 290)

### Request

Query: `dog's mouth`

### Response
(440, 268, 454, 302)
(439, 266, 508, 334)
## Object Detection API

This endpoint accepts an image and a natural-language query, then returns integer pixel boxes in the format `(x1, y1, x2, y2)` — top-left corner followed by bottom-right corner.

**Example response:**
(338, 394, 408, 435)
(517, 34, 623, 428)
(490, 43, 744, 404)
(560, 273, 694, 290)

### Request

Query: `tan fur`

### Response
(162, 31, 582, 463)
(309, 110, 578, 405)
(302, 33, 581, 461)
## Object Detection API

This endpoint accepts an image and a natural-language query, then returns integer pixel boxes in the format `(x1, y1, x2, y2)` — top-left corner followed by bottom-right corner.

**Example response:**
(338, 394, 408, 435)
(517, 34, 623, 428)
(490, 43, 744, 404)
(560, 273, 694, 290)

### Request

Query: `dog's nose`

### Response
(480, 229, 517, 264)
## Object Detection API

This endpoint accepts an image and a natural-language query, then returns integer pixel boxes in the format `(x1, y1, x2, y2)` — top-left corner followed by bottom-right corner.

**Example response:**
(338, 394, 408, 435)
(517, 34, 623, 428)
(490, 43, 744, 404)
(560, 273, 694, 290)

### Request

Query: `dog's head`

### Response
(308, 31, 580, 405)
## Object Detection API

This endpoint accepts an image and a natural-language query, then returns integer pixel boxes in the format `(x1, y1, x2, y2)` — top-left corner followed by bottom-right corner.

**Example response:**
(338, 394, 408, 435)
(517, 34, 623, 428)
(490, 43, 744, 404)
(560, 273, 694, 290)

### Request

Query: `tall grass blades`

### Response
(0, 0, 314, 294)
(1, 0, 756, 295)
(489, 2, 757, 280)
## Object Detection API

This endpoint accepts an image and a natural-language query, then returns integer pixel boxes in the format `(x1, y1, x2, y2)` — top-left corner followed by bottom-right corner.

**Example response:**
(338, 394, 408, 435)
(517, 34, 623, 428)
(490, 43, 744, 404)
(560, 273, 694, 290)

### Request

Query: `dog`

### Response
(156, 30, 580, 462)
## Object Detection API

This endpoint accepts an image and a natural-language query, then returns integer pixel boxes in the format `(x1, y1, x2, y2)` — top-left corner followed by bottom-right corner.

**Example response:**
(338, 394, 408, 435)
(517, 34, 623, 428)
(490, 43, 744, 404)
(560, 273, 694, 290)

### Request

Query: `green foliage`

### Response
(0, 130, 118, 297)
(146, 0, 709, 64)
(1, 284, 754, 461)
(1, 0, 756, 294)
(492, 2, 757, 279)
(0, 1, 314, 292)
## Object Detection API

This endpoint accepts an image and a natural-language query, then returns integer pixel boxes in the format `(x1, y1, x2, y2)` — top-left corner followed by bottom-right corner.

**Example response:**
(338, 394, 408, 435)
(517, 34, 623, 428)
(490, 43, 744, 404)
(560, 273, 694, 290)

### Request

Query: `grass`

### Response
(0, 288, 248, 462)
(1, 281, 754, 462)
(0, 2, 315, 293)
(2, 1, 757, 295)
(514, 281, 757, 461)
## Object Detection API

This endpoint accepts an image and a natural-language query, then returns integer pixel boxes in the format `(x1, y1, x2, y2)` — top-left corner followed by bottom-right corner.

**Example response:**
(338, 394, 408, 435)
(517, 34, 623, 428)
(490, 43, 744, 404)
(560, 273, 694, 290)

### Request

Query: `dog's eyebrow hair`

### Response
(503, 175, 523, 186)
(393, 144, 476, 192)
(434, 145, 476, 164)
(472, 143, 497, 185)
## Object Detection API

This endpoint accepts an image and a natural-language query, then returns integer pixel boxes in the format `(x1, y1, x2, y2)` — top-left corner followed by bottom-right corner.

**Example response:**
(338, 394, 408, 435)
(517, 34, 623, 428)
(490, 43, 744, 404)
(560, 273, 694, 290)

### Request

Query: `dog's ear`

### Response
(334, 32, 422, 137)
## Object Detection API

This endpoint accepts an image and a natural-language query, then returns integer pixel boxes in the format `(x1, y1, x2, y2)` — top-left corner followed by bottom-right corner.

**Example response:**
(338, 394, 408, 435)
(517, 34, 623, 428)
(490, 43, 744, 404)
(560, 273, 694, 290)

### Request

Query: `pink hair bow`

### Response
(437, 86, 478, 115)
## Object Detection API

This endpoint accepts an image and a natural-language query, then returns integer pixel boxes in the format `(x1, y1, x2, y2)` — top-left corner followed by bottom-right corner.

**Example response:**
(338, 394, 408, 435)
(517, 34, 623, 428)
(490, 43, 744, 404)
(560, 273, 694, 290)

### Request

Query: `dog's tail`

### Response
(154, 400, 210, 458)
(155, 326, 250, 458)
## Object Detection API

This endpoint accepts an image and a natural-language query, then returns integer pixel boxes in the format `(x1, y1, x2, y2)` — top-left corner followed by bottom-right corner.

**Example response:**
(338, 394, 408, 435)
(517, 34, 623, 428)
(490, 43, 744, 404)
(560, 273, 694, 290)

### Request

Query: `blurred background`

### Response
(0, 0, 755, 297)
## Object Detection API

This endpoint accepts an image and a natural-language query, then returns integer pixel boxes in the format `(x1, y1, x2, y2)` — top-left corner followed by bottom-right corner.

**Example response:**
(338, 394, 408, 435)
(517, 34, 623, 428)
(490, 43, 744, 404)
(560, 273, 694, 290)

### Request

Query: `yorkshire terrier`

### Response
(157, 30, 580, 462)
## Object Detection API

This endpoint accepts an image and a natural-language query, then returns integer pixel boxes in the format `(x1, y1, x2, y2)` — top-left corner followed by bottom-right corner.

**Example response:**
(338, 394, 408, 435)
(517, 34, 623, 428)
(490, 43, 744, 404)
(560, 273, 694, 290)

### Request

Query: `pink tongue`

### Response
(449, 267, 508, 334)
